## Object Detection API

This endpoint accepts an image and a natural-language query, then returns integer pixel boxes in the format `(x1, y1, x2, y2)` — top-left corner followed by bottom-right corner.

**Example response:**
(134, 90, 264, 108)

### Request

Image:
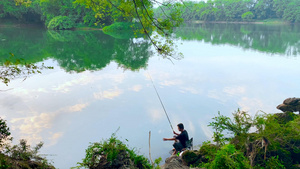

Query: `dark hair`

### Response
(177, 123, 184, 130)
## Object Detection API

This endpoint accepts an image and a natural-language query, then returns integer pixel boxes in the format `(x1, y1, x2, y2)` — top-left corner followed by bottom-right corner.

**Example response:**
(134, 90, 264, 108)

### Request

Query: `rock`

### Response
(283, 98, 300, 106)
(182, 150, 201, 165)
(277, 98, 300, 113)
(160, 155, 189, 169)
(274, 112, 298, 124)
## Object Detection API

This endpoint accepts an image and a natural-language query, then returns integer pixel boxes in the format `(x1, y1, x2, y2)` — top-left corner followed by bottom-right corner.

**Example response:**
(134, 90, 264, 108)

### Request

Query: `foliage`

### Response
(242, 11, 254, 21)
(175, 23, 300, 56)
(208, 109, 252, 146)
(4, 139, 43, 161)
(203, 144, 251, 169)
(0, 53, 53, 85)
(263, 156, 286, 169)
(76, 133, 153, 169)
(0, 118, 11, 148)
(1, 139, 54, 168)
(282, 0, 300, 23)
(103, 22, 135, 32)
(154, 0, 300, 23)
(181, 110, 300, 168)
(0, 117, 54, 169)
(0, 27, 152, 73)
(47, 15, 75, 30)
(74, 0, 184, 58)
(208, 112, 230, 146)
(7, 0, 184, 57)
(199, 141, 218, 162)
(203, 110, 300, 168)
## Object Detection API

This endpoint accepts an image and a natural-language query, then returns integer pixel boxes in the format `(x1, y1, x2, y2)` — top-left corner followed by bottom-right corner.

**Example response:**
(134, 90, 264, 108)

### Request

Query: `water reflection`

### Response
(1, 24, 300, 168)
(175, 23, 300, 56)
(0, 27, 152, 72)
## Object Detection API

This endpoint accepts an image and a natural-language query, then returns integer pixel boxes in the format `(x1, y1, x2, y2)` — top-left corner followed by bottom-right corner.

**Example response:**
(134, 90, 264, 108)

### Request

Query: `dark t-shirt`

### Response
(176, 130, 189, 148)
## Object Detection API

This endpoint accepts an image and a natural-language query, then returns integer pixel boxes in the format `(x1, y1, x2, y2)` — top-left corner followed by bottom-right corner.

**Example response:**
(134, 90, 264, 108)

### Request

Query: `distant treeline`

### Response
(175, 23, 300, 56)
(0, 0, 128, 29)
(155, 0, 300, 23)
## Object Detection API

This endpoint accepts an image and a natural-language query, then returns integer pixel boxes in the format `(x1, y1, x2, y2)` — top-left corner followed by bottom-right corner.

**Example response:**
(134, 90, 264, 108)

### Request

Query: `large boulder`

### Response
(160, 155, 189, 169)
(160, 155, 203, 169)
(277, 97, 300, 113)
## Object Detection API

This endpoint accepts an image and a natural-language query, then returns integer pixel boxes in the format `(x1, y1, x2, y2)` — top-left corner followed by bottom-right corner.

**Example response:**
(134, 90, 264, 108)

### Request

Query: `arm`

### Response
(163, 137, 176, 141)
(173, 130, 179, 136)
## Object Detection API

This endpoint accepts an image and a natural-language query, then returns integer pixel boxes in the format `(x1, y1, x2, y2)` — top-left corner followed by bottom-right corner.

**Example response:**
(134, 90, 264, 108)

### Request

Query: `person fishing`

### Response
(147, 73, 190, 154)
(163, 123, 189, 155)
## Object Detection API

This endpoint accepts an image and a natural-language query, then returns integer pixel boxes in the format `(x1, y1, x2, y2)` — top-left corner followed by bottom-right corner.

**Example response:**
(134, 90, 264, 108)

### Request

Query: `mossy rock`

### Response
(181, 150, 201, 166)
(274, 112, 298, 124)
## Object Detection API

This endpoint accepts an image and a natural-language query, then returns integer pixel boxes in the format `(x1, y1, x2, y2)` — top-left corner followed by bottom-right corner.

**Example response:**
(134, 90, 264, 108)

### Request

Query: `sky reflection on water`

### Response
(1, 27, 300, 168)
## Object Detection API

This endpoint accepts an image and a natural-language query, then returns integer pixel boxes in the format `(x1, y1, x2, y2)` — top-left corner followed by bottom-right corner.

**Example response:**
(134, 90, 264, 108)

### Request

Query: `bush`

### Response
(0, 118, 54, 169)
(2, 139, 54, 168)
(206, 144, 251, 169)
(199, 142, 218, 163)
(102, 22, 133, 32)
(76, 134, 153, 169)
(242, 11, 254, 21)
(264, 156, 286, 169)
(47, 16, 75, 30)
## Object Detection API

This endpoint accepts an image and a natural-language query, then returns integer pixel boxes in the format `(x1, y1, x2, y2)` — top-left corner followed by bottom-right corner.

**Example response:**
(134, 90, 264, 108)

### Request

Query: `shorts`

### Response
(173, 142, 184, 152)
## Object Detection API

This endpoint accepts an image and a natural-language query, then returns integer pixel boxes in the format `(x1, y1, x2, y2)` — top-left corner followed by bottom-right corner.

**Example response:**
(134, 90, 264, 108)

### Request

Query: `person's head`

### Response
(177, 123, 184, 131)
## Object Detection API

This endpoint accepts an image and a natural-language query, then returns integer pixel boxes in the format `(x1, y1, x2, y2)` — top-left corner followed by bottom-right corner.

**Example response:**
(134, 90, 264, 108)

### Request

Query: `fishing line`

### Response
(147, 72, 174, 131)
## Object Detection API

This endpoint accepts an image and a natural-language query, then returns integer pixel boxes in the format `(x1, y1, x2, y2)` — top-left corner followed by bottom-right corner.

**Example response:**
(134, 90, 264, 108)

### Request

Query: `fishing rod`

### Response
(147, 72, 174, 131)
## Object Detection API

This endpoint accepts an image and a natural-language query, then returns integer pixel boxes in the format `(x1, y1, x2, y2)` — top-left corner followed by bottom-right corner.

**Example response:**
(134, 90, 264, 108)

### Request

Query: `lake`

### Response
(0, 23, 300, 168)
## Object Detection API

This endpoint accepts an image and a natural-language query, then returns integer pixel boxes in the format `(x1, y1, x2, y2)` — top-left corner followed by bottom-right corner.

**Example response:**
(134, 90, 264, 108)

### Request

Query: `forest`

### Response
(155, 0, 300, 23)
(1, 0, 300, 31)
(0, 0, 115, 28)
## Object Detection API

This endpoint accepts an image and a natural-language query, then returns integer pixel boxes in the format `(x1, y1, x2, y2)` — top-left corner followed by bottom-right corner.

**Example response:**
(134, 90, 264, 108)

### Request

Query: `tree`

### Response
(0, 53, 53, 85)
(253, 0, 276, 19)
(242, 11, 254, 21)
(73, 0, 183, 58)
(0, 118, 11, 148)
(283, 0, 300, 23)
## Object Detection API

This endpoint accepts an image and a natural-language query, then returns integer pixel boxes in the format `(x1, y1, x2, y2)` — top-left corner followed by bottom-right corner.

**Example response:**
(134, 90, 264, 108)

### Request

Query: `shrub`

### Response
(47, 16, 75, 30)
(242, 11, 254, 21)
(206, 144, 251, 169)
(264, 156, 286, 169)
(102, 22, 133, 32)
(199, 142, 218, 163)
(76, 134, 153, 169)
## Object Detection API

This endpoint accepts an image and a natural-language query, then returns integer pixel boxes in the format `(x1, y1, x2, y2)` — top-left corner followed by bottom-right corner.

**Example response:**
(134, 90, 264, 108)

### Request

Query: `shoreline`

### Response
(189, 20, 292, 25)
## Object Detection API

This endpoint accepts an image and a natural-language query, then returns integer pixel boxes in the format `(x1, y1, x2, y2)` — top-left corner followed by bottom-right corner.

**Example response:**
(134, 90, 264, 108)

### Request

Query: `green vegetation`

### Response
(0, 27, 151, 73)
(182, 110, 300, 169)
(0, 118, 54, 169)
(47, 16, 75, 30)
(175, 23, 300, 56)
(154, 0, 300, 23)
(75, 133, 161, 169)
(0, 53, 53, 85)
(0, 0, 183, 57)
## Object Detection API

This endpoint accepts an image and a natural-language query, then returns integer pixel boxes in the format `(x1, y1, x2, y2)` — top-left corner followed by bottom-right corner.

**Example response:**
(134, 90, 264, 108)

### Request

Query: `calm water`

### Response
(1, 23, 300, 168)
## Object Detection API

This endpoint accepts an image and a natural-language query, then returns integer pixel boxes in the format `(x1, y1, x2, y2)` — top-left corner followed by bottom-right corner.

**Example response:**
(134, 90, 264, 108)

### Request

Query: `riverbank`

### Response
(191, 19, 291, 25)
